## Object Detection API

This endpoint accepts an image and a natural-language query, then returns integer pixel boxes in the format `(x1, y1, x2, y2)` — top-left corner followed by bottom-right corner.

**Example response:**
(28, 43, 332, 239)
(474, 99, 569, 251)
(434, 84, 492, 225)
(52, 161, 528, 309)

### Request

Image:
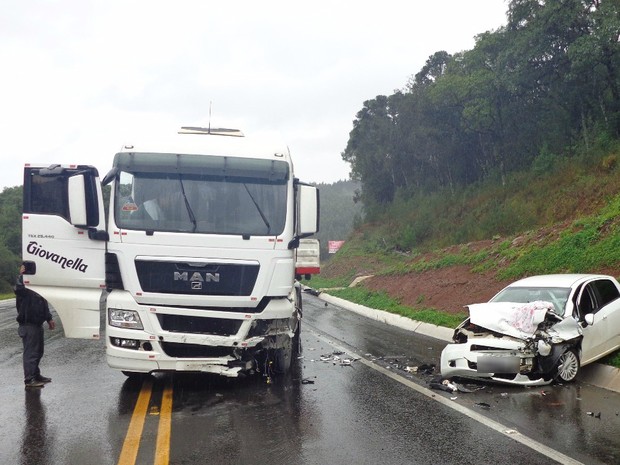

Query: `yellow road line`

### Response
(154, 378, 173, 465)
(117, 379, 153, 465)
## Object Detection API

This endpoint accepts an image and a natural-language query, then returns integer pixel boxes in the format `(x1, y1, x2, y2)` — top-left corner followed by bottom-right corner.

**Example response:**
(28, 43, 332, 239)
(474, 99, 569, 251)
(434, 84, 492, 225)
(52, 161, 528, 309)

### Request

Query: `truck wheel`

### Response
(553, 348, 580, 383)
(293, 320, 301, 355)
(273, 338, 293, 374)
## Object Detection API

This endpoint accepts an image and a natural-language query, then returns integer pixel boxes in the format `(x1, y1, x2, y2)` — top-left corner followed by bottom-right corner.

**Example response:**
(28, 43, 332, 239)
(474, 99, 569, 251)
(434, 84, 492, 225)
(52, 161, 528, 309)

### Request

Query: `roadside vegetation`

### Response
(304, 275, 467, 328)
(310, 1, 620, 369)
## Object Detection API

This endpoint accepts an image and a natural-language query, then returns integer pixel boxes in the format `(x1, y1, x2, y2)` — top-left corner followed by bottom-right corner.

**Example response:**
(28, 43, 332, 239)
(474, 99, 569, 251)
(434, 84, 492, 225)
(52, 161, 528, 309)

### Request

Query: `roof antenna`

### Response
(208, 101, 212, 134)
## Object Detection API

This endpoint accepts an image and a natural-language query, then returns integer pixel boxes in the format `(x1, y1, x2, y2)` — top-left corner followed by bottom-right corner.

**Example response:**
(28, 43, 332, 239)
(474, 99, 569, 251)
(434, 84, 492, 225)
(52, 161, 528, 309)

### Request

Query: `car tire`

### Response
(122, 370, 145, 379)
(553, 348, 580, 383)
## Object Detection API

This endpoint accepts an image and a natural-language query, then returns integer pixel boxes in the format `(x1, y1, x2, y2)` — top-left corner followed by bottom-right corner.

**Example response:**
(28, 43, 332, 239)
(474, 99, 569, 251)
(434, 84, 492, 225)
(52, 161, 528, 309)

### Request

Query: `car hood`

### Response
(466, 301, 581, 341)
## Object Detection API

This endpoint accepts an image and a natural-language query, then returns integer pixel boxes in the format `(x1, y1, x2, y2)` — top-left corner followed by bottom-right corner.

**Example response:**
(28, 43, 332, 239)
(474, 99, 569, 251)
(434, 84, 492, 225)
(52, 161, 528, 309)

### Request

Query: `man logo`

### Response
(191, 281, 203, 290)
(174, 271, 221, 283)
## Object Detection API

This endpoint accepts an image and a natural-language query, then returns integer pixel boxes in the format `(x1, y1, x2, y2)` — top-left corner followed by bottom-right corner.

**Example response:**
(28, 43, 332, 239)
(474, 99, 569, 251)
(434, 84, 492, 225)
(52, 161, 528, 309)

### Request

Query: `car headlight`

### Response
(108, 308, 144, 330)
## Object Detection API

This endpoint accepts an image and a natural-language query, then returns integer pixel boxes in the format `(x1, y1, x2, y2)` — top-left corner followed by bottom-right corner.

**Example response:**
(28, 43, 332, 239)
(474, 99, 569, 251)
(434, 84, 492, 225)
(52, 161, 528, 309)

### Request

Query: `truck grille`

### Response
(157, 314, 242, 336)
(135, 260, 259, 296)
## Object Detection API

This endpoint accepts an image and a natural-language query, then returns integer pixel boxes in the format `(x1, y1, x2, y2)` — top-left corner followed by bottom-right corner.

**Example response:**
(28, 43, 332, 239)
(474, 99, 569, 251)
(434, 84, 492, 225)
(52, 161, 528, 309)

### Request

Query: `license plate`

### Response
(477, 354, 520, 373)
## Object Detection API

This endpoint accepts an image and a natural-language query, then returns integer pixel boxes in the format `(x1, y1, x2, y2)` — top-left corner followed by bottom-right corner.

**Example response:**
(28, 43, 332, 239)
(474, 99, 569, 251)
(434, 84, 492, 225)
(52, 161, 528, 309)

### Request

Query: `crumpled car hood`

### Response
(466, 301, 581, 341)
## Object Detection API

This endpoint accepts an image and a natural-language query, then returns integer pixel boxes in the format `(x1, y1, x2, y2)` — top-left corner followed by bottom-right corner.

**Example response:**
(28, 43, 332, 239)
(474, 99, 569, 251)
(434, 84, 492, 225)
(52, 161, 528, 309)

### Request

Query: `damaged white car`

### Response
(440, 274, 620, 386)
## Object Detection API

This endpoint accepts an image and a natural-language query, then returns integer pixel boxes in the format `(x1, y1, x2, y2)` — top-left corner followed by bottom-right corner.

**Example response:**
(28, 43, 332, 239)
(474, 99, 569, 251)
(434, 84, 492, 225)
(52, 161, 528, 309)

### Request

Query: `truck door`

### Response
(22, 165, 107, 339)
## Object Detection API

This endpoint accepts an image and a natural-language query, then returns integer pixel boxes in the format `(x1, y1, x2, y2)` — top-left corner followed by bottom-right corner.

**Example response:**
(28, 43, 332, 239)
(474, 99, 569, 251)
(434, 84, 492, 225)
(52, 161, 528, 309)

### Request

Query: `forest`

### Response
(342, 0, 620, 215)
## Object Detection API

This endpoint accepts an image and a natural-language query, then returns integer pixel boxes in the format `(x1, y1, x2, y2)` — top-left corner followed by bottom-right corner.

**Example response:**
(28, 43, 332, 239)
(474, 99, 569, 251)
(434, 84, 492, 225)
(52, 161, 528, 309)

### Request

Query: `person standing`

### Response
(14, 264, 55, 389)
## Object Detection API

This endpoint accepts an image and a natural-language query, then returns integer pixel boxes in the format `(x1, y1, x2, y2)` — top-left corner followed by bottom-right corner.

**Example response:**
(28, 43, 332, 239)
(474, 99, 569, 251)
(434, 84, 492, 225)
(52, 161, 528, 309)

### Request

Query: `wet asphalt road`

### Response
(1, 295, 620, 464)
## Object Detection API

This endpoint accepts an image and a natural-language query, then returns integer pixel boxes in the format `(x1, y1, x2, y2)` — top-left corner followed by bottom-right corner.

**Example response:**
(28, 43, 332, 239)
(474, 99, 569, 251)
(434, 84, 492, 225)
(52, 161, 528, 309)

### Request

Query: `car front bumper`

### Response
(440, 340, 551, 386)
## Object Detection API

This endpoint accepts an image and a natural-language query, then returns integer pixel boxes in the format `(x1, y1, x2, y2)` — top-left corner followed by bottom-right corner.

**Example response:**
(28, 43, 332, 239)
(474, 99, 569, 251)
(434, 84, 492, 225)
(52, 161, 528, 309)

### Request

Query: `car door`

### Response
(589, 278, 620, 357)
(22, 165, 107, 339)
(578, 279, 620, 364)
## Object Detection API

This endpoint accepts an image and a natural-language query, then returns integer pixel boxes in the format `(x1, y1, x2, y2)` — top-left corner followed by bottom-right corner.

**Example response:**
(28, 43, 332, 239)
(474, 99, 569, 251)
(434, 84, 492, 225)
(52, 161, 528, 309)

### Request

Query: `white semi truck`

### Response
(21, 127, 319, 378)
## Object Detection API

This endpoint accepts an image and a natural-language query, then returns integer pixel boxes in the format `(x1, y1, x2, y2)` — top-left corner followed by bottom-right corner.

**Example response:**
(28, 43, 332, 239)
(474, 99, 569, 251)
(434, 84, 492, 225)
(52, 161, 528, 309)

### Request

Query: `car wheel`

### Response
(553, 348, 580, 383)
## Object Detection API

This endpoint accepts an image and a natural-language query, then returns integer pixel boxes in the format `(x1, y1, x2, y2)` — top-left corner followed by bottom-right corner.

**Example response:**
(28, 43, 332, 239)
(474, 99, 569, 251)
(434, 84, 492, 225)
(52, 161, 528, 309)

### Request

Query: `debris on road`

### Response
(428, 376, 485, 394)
(316, 351, 358, 367)
(303, 287, 322, 296)
(405, 363, 436, 375)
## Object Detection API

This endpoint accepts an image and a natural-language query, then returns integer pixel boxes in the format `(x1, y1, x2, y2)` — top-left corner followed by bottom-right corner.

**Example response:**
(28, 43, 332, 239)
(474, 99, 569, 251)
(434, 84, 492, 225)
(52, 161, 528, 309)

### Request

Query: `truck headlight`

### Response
(108, 308, 144, 330)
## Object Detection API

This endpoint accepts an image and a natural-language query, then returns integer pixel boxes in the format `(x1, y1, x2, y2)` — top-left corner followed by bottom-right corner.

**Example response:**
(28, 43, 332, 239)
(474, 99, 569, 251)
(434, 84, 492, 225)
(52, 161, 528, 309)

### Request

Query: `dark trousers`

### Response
(18, 324, 44, 383)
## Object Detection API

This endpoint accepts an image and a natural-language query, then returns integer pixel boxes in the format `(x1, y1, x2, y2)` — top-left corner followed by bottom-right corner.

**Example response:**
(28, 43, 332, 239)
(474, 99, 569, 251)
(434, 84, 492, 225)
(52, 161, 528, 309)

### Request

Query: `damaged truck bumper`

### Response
(105, 291, 298, 377)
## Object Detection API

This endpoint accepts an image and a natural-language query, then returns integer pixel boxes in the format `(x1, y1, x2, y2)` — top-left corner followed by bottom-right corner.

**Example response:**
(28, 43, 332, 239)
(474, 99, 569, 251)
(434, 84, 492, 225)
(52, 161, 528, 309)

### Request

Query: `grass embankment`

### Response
(305, 275, 466, 328)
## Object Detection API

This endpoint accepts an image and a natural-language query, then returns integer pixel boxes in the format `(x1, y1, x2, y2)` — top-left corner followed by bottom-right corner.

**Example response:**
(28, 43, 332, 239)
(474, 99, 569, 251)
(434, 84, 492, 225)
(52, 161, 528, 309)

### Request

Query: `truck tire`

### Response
(293, 320, 301, 355)
(553, 348, 580, 383)
(273, 338, 293, 374)
(293, 285, 302, 355)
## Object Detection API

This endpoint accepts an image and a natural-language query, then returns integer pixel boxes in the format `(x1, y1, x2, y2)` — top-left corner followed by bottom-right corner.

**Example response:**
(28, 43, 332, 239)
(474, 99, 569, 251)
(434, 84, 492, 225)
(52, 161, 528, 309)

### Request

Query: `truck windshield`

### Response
(115, 171, 288, 236)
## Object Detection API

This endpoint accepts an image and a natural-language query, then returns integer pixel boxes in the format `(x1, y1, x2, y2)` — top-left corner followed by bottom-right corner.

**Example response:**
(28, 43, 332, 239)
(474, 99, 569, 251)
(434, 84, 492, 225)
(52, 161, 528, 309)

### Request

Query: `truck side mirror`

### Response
(297, 185, 319, 235)
(68, 173, 108, 241)
(584, 313, 594, 326)
(68, 175, 89, 227)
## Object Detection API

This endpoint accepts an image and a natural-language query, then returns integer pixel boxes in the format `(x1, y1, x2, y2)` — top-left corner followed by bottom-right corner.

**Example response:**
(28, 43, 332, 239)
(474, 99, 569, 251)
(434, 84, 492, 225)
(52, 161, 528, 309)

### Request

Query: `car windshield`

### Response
(115, 170, 288, 236)
(490, 286, 571, 316)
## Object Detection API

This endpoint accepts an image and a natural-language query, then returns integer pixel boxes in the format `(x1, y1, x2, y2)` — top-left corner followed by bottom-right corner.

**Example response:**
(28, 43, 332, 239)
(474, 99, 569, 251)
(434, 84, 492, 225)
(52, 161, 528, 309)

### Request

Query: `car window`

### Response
(590, 279, 620, 307)
(577, 284, 597, 317)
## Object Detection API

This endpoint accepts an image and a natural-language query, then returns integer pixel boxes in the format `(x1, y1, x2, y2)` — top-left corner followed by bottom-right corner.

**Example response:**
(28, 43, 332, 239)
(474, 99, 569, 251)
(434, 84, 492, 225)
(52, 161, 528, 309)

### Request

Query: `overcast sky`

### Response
(0, 0, 508, 190)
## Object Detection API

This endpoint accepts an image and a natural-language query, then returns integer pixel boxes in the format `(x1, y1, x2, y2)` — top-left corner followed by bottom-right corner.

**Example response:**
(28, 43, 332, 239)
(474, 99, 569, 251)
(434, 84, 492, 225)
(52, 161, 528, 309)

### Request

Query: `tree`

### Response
(341, 96, 401, 210)
(0, 186, 22, 292)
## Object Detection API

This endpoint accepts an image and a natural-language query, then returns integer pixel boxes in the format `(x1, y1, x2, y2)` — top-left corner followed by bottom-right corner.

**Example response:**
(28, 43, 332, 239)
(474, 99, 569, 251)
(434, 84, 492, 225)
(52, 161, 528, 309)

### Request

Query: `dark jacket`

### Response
(14, 275, 52, 326)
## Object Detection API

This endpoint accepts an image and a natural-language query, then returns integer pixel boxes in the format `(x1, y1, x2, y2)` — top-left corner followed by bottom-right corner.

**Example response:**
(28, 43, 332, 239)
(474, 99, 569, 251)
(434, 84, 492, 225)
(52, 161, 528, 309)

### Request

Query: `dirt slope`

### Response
(362, 266, 512, 315)
(322, 234, 620, 316)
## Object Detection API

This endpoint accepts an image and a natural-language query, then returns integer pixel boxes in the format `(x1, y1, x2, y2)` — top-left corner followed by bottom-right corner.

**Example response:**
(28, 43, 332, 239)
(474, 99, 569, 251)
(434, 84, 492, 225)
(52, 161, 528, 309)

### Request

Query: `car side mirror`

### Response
(583, 313, 594, 327)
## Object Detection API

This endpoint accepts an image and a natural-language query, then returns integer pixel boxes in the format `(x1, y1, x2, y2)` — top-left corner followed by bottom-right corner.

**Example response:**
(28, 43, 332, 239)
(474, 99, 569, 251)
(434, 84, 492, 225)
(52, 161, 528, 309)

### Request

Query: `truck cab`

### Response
(22, 128, 319, 377)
